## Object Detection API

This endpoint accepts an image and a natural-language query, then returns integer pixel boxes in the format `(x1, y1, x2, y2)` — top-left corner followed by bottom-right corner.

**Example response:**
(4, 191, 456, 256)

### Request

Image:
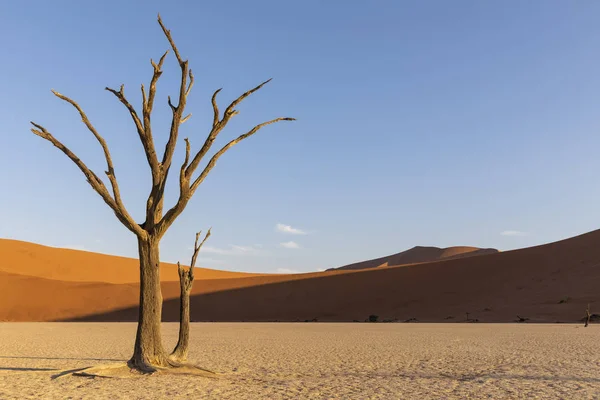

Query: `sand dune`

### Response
(328, 245, 499, 271)
(0, 270, 139, 322)
(0, 230, 599, 322)
(0, 239, 263, 283)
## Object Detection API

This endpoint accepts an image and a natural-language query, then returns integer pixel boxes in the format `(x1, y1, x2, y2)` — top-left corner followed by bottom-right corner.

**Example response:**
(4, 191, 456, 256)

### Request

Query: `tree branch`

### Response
(184, 80, 272, 180)
(189, 118, 295, 193)
(157, 14, 190, 186)
(223, 79, 272, 119)
(141, 84, 147, 110)
(141, 15, 191, 229)
(179, 138, 191, 189)
(49, 91, 142, 236)
(181, 88, 223, 178)
(177, 228, 211, 284)
(181, 138, 191, 170)
(105, 85, 160, 175)
(157, 117, 295, 235)
(105, 85, 144, 137)
(175, 228, 210, 295)
(190, 228, 211, 276)
(211, 88, 222, 128)
(29, 121, 145, 238)
(139, 49, 170, 229)
(185, 70, 195, 98)
(157, 14, 184, 65)
(50, 90, 111, 168)
(144, 49, 169, 132)
(180, 114, 192, 124)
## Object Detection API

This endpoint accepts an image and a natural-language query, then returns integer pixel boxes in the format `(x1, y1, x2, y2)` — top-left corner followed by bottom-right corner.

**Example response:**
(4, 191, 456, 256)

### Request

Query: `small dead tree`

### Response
(171, 229, 211, 362)
(516, 315, 529, 323)
(30, 14, 294, 373)
(585, 304, 591, 327)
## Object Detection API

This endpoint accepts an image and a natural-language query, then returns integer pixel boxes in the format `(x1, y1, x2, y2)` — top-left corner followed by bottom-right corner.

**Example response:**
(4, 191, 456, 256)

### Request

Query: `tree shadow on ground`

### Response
(51, 367, 90, 380)
(0, 367, 58, 372)
(0, 356, 124, 362)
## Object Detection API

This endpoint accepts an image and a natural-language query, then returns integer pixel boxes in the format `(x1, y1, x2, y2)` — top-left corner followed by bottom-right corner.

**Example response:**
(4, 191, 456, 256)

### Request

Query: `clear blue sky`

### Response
(1, 1, 600, 273)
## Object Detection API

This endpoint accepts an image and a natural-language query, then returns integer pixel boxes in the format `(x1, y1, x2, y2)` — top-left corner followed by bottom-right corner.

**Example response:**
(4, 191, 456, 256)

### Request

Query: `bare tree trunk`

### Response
(130, 237, 170, 371)
(171, 266, 192, 361)
(171, 230, 210, 362)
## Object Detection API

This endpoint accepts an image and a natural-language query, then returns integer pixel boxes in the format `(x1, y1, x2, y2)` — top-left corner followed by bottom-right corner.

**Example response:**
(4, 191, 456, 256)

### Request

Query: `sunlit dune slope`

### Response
(0, 239, 263, 283)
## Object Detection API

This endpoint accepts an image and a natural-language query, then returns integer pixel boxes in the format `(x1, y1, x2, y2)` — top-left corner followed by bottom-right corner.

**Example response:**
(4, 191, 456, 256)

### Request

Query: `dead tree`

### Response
(585, 304, 591, 327)
(171, 229, 211, 362)
(29, 14, 294, 372)
(516, 315, 529, 323)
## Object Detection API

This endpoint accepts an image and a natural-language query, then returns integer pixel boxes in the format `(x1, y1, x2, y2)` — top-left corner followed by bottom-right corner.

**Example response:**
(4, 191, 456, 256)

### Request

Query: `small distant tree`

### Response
(516, 315, 529, 323)
(585, 304, 591, 327)
(171, 229, 211, 362)
(30, 14, 294, 373)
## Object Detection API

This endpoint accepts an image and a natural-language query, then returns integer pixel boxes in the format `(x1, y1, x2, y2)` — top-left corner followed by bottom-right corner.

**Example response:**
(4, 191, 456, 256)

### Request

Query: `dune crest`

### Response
(327, 245, 499, 271)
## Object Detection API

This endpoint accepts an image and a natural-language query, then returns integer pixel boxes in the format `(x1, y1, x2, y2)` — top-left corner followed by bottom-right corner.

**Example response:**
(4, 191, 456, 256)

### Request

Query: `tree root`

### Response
(71, 361, 218, 379)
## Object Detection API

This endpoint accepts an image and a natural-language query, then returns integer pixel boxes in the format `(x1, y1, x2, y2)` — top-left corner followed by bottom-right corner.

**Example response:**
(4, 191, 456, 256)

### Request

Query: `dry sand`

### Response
(0, 323, 598, 399)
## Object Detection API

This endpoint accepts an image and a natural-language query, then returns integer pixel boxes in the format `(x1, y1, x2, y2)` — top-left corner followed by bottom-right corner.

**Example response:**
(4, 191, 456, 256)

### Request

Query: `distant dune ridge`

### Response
(327, 246, 499, 271)
(0, 230, 598, 323)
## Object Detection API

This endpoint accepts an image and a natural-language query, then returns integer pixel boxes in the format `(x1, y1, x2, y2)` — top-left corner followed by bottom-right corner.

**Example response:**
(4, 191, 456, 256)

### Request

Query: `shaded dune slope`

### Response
(1, 230, 599, 322)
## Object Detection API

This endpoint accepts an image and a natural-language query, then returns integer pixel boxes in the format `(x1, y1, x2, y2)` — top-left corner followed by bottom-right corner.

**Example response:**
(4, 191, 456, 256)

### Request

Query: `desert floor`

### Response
(0, 323, 598, 399)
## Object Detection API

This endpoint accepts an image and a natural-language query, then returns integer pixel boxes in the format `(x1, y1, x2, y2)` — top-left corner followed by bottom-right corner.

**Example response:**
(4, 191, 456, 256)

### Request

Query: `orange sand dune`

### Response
(0, 230, 599, 322)
(0, 239, 264, 284)
(0, 270, 139, 321)
(328, 245, 499, 271)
